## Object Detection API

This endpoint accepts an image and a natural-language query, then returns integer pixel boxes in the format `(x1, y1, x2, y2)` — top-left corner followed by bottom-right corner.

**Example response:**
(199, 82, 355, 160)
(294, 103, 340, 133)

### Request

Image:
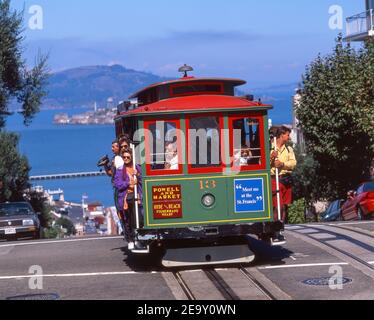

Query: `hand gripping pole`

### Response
(131, 143, 140, 230)
(274, 137, 282, 222)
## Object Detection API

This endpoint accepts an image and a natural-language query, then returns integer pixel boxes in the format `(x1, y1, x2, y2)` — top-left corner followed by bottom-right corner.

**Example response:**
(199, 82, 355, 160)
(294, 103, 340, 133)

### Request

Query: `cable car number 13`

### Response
(199, 180, 217, 190)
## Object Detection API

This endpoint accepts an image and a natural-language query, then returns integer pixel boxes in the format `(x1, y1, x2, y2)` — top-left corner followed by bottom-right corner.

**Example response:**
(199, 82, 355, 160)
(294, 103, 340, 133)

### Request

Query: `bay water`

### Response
(6, 109, 115, 206)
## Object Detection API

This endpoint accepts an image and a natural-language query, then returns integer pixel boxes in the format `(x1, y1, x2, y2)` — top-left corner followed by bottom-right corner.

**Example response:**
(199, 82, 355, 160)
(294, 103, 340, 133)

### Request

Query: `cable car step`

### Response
(162, 244, 255, 268)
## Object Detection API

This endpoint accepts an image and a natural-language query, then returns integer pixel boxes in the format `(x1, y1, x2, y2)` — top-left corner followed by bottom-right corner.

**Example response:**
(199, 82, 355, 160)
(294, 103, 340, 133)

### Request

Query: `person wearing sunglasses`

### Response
(114, 149, 144, 250)
(119, 136, 130, 153)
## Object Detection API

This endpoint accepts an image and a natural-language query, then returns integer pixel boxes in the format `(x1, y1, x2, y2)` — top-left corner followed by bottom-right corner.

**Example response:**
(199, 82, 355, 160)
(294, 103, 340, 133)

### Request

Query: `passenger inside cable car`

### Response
(232, 117, 262, 167)
(165, 142, 179, 170)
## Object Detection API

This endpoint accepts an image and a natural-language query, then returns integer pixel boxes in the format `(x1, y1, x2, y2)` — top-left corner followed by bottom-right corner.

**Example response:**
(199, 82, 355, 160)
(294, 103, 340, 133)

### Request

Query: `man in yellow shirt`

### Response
(270, 126, 297, 223)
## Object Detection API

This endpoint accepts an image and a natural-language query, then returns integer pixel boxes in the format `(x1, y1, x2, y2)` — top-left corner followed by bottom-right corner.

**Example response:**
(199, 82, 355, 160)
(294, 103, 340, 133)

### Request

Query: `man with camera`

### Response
(97, 139, 130, 234)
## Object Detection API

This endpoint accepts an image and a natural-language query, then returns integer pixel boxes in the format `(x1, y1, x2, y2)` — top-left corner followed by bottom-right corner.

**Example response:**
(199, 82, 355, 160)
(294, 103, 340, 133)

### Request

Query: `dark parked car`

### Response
(320, 199, 344, 222)
(0, 202, 42, 240)
(341, 182, 374, 221)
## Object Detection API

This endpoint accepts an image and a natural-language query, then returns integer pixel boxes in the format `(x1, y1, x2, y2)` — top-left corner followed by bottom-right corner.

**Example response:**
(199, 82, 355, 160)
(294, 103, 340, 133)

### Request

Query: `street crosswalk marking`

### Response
(0, 236, 123, 248)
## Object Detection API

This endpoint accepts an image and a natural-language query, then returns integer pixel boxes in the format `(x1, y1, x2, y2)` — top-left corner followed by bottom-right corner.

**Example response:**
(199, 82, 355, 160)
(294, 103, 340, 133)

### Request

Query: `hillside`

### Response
(44, 65, 170, 108)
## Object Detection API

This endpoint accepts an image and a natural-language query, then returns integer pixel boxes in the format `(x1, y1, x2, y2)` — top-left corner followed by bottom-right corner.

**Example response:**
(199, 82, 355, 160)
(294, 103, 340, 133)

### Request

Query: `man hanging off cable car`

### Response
(270, 126, 297, 224)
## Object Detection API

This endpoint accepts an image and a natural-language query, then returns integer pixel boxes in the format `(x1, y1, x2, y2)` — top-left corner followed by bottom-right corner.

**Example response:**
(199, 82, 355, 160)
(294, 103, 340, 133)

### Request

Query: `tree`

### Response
(26, 189, 52, 228)
(55, 217, 76, 236)
(296, 36, 374, 201)
(0, 131, 30, 202)
(0, 0, 48, 127)
(0, 0, 48, 202)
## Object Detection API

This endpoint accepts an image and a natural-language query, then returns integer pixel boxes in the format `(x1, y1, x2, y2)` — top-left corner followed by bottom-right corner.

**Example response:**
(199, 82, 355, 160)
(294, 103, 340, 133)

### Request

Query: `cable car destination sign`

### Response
(152, 185, 183, 219)
(234, 178, 265, 213)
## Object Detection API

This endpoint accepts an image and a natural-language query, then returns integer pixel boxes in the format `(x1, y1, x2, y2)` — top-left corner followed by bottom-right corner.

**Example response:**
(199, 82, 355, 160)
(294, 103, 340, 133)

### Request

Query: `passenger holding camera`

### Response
(112, 140, 124, 172)
(100, 140, 124, 178)
(98, 139, 128, 234)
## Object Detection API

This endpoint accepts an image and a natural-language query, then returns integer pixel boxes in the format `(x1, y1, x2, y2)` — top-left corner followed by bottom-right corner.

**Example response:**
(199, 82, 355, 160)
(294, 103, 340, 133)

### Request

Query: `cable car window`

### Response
(232, 118, 262, 168)
(115, 120, 123, 137)
(122, 118, 136, 141)
(170, 83, 224, 97)
(188, 116, 221, 169)
(147, 121, 181, 173)
(115, 118, 137, 141)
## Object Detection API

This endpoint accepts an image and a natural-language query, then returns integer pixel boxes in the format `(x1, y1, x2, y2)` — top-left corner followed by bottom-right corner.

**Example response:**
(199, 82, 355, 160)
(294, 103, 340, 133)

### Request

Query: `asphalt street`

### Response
(0, 221, 372, 300)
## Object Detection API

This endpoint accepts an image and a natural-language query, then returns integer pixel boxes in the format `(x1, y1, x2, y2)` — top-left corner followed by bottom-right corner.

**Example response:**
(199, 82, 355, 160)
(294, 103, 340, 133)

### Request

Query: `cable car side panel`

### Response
(143, 173, 273, 228)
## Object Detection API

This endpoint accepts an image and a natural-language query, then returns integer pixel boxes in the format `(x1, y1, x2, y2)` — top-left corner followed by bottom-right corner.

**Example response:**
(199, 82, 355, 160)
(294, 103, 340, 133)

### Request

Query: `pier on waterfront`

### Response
(30, 171, 106, 181)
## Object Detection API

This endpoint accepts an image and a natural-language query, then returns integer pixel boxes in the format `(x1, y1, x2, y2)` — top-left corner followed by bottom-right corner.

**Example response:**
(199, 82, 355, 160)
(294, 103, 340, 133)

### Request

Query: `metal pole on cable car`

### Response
(274, 137, 282, 222)
(131, 143, 140, 229)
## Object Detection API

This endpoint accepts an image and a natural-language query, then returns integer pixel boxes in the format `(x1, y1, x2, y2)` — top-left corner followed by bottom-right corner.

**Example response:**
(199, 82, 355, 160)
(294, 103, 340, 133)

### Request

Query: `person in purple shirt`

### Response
(114, 149, 143, 249)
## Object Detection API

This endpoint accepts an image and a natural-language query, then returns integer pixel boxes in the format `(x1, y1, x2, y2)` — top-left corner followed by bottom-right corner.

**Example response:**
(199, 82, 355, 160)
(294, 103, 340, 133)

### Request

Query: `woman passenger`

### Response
(114, 149, 143, 249)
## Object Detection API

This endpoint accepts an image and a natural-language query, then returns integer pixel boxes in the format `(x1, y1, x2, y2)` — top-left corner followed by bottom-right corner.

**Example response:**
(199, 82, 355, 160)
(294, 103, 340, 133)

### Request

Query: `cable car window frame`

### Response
(228, 114, 266, 172)
(186, 113, 226, 174)
(115, 119, 123, 137)
(143, 119, 183, 176)
(115, 117, 137, 141)
(169, 82, 224, 98)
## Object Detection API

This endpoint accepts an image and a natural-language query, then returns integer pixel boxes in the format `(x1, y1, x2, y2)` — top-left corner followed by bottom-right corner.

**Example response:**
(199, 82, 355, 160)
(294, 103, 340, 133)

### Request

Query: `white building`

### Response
(345, 0, 374, 42)
(291, 89, 306, 154)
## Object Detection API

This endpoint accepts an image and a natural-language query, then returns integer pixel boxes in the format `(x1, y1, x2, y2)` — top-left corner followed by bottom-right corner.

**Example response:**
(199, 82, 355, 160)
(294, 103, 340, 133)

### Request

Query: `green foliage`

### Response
(292, 146, 318, 204)
(288, 199, 306, 224)
(25, 189, 52, 228)
(44, 217, 76, 239)
(0, 131, 30, 202)
(43, 226, 59, 239)
(296, 36, 374, 201)
(55, 217, 76, 236)
(0, 0, 49, 128)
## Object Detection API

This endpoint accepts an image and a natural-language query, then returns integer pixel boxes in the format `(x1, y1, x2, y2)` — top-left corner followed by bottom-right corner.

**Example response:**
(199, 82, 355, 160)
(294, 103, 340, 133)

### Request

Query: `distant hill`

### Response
(43, 65, 170, 109)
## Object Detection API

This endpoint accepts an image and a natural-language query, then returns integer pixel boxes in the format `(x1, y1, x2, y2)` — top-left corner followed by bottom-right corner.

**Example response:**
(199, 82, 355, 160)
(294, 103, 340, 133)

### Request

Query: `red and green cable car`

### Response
(114, 66, 284, 267)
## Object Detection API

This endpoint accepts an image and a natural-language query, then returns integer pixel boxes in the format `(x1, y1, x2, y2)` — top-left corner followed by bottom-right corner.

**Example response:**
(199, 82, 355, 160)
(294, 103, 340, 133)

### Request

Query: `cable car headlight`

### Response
(202, 194, 215, 207)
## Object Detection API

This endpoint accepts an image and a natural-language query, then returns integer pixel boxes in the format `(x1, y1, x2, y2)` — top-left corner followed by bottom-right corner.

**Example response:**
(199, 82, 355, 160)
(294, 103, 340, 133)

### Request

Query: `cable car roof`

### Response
(121, 94, 272, 116)
(128, 77, 246, 99)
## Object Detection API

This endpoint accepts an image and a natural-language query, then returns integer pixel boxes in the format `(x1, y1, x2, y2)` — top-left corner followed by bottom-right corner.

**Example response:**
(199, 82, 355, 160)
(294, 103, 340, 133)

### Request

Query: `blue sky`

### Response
(12, 0, 365, 88)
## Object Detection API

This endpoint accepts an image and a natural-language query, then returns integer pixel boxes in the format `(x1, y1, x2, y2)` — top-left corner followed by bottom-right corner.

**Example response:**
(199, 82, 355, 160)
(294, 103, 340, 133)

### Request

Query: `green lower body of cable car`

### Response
(134, 171, 283, 267)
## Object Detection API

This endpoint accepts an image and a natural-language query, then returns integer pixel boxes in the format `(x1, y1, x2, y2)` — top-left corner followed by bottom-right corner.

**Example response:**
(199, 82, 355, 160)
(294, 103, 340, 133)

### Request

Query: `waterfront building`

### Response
(53, 113, 69, 124)
(75, 224, 84, 237)
(345, 0, 374, 42)
(105, 207, 122, 236)
(291, 89, 306, 154)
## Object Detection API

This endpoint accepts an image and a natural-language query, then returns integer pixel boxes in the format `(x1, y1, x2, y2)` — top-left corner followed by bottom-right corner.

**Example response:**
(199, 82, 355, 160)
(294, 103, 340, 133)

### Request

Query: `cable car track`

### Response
(172, 267, 276, 300)
(238, 267, 276, 300)
(286, 228, 374, 277)
(326, 223, 374, 239)
(296, 225, 374, 270)
(203, 269, 241, 300)
(172, 271, 196, 300)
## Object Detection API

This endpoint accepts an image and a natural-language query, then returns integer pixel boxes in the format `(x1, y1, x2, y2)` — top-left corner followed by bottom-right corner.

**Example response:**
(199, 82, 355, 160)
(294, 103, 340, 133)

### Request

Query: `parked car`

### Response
(320, 199, 344, 222)
(0, 202, 42, 240)
(341, 182, 374, 221)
